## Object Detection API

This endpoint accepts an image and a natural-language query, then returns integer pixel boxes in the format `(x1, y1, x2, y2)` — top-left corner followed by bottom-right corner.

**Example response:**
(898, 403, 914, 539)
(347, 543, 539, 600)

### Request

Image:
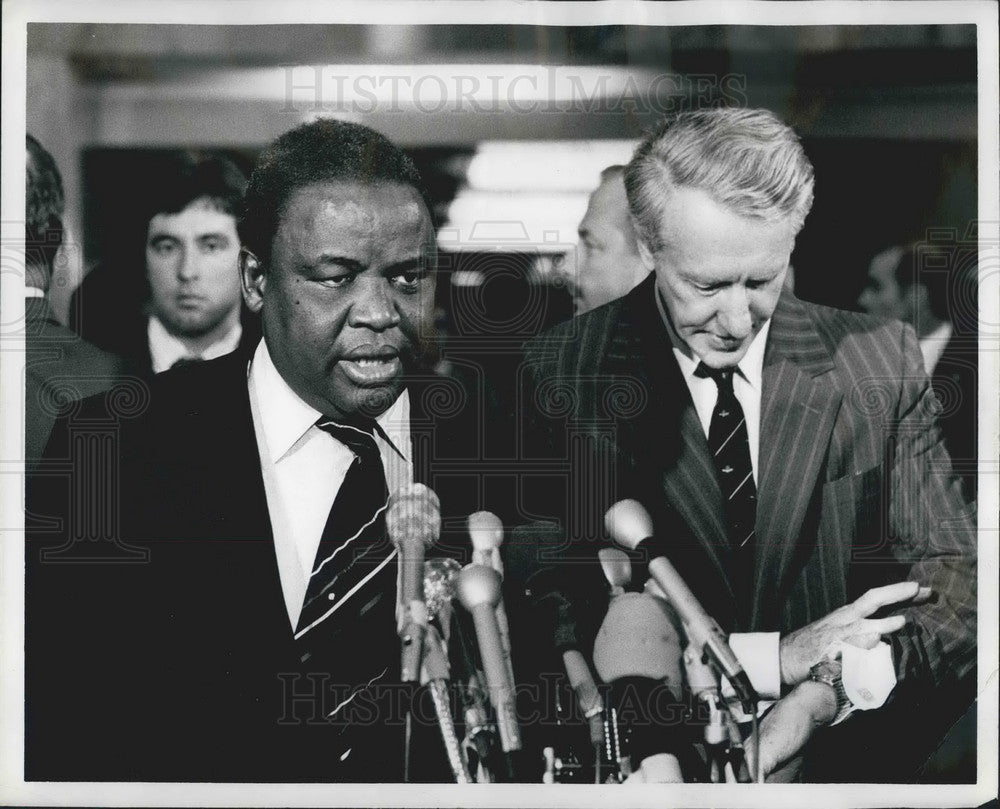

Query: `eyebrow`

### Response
(383, 257, 427, 275)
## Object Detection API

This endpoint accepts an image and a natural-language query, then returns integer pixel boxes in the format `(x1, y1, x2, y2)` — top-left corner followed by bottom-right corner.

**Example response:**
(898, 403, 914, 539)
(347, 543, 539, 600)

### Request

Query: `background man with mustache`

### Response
(27, 120, 481, 782)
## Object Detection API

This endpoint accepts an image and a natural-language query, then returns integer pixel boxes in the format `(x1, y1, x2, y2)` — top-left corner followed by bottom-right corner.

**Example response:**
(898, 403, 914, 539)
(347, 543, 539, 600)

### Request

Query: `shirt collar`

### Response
(148, 315, 243, 373)
(248, 338, 409, 463)
(654, 282, 771, 389)
(919, 320, 953, 375)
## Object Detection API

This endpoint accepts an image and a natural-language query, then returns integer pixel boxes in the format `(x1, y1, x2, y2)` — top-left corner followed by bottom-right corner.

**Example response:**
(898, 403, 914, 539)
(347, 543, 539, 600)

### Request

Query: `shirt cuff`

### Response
(724, 631, 781, 701)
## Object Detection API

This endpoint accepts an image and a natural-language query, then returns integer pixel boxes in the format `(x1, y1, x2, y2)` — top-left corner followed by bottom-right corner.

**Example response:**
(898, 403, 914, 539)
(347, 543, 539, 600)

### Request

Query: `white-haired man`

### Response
(523, 107, 976, 782)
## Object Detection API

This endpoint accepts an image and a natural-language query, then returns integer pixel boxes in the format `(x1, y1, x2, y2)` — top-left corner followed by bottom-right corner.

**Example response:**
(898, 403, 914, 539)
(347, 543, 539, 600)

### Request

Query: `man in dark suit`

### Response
(521, 108, 977, 781)
(26, 120, 491, 782)
(23, 134, 130, 471)
(859, 241, 978, 502)
(70, 153, 260, 374)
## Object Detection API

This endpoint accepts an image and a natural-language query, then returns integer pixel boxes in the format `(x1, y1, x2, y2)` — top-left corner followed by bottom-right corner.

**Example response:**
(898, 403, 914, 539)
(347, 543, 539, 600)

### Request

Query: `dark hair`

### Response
(894, 243, 976, 323)
(240, 118, 427, 265)
(144, 152, 248, 226)
(25, 134, 65, 273)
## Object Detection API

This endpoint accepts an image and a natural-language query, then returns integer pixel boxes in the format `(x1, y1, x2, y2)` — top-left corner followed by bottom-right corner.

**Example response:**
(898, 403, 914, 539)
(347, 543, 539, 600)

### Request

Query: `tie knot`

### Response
(695, 362, 736, 392)
(316, 417, 381, 460)
(171, 356, 204, 370)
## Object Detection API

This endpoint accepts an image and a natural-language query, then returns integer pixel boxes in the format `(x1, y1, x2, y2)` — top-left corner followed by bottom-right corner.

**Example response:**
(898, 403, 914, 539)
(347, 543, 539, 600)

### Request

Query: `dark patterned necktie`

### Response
(695, 363, 757, 624)
(295, 418, 391, 642)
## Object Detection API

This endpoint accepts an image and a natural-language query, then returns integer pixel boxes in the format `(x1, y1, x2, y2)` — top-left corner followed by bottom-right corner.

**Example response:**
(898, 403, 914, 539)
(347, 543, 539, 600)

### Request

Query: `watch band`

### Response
(808, 656, 855, 725)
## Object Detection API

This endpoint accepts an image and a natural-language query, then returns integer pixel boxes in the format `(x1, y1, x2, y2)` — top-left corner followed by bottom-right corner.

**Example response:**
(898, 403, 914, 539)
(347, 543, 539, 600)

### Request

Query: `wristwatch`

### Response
(807, 655, 854, 725)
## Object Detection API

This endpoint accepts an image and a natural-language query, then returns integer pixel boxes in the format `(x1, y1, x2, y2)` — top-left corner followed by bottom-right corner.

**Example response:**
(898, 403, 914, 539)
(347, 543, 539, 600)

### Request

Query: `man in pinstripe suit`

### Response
(521, 108, 977, 781)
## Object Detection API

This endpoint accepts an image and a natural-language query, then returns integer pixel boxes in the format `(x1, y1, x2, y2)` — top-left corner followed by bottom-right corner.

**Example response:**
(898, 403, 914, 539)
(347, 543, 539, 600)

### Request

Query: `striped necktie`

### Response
(295, 418, 393, 644)
(695, 363, 757, 625)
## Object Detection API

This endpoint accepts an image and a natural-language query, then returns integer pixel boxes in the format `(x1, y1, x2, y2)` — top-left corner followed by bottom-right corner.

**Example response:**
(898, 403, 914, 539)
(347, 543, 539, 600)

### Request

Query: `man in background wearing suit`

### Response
(562, 164, 650, 315)
(522, 108, 976, 781)
(70, 153, 259, 374)
(27, 120, 477, 782)
(859, 242, 978, 503)
(23, 134, 129, 470)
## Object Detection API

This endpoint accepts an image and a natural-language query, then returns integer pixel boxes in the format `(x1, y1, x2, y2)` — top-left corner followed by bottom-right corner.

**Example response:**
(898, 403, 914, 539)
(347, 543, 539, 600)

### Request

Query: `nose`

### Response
(348, 276, 401, 332)
(857, 288, 873, 312)
(175, 245, 197, 282)
(718, 286, 752, 339)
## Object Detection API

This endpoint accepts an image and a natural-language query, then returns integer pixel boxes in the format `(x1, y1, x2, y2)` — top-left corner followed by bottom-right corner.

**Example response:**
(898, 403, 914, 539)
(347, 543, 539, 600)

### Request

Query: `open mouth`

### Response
(340, 355, 402, 385)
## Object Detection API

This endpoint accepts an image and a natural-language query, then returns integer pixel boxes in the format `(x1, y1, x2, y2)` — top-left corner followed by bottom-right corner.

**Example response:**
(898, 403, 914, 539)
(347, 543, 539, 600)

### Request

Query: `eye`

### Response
(317, 272, 356, 288)
(200, 236, 229, 254)
(149, 239, 178, 257)
(390, 267, 428, 292)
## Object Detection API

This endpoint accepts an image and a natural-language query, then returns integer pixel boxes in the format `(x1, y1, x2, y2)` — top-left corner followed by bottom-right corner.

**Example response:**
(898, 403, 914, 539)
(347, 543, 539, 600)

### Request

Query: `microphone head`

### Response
(604, 499, 653, 551)
(592, 592, 684, 699)
(468, 511, 504, 552)
(455, 564, 502, 610)
(643, 578, 667, 601)
(597, 547, 632, 589)
(423, 558, 461, 620)
(387, 483, 440, 548)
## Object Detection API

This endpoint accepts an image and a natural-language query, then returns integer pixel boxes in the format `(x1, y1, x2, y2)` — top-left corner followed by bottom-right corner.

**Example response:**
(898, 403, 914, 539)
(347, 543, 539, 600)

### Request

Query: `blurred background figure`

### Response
(858, 242, 978, 499)
(70, 153, 258, 373)
(24, 134, 127, 469)
(564, 165, 649, 314)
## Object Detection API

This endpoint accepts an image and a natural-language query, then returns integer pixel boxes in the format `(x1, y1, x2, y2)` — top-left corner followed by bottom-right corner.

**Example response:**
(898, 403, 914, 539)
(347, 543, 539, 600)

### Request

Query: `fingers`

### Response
(860, 615, 907, 636)
(850, 581, 921, 617)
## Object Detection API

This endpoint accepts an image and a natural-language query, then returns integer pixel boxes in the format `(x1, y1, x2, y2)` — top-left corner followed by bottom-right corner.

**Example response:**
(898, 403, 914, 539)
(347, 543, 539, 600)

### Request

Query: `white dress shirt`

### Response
(247, 339, 412, 629)
(919, 320, 953, 376)
(148, 315, 243, 373)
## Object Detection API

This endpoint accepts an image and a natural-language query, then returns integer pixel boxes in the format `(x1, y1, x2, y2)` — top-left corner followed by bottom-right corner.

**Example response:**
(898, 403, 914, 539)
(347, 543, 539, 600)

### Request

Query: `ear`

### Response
(636, 236, 657, 274)
(239, 247, 266, 314)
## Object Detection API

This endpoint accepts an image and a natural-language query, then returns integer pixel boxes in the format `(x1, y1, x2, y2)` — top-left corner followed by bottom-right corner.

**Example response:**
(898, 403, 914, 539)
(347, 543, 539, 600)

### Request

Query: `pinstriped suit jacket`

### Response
(521, 274, 976, 694)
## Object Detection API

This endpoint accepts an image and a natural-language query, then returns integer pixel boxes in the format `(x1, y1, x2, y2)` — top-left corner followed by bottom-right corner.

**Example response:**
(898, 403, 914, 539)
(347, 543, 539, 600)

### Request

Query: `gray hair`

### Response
(623, 108, 815, 251)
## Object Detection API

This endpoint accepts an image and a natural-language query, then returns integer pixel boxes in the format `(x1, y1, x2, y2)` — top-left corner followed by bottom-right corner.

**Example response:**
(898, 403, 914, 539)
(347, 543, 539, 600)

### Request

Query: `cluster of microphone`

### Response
(386, 485, 760, 784)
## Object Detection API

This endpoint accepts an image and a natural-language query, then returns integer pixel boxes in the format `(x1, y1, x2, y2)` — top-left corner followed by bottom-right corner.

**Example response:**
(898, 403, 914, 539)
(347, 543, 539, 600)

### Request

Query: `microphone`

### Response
(421, 558, 471, 783)
(597, 547, 631, 596)
(467, 511, 516, 689)
(562, 649, 604, 748)
(387, 483, 440, 683)
(455, 564, 522, 753)
(592, 591, 684, 700)
(604, 499, 758, 714)
(592, 589, 686, 782)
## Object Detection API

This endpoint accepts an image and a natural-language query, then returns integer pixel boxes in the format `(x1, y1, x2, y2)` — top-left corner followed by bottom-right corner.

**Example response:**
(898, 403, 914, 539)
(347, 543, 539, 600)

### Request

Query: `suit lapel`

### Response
(618, 281, 734, 601)
(752, 293, 842, 628)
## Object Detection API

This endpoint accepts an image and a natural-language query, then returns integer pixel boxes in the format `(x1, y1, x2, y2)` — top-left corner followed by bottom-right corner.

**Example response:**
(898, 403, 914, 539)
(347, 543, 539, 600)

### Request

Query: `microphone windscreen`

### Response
(598, 547, 632, 589)
(468, 511, 504, 553)
(593, 592, 684, 699)
(387, 483, 440, 547)
(604, 499, 653, 551)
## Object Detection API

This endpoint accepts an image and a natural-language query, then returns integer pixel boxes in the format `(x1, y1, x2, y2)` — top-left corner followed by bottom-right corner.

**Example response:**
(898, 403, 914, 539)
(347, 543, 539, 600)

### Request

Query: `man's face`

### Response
(243, 181, 435, 421)
(642, 186, 794, 369)
(569, 177, 646, 314)
(858, 248, 905, 320)
(146, 198, 242, 339)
